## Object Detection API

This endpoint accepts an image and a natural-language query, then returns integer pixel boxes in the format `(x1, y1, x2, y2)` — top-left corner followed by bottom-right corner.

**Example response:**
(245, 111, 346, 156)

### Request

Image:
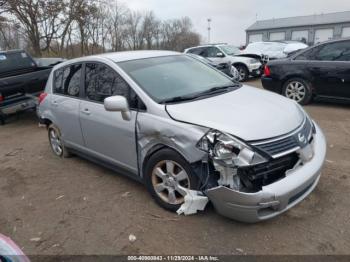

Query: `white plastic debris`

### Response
(30, 237, 41, 242)
(177, 189, 209, 216)
(55, 195, 65, 200)
(122, 192, 131, 198)
(236, 248, 244, 253)
(128, 234, 137, 243)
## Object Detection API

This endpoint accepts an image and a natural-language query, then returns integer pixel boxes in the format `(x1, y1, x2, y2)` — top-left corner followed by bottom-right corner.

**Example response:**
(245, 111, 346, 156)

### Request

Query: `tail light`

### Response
(0, 93, 3, 102)
(38, 92, 48, 104)
(264, 65, 271, 77)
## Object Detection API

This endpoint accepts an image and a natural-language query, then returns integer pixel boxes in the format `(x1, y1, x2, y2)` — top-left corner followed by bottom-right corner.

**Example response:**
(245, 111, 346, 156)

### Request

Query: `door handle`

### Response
(52, 100, 58, 106)
(81, 108, 91, 115)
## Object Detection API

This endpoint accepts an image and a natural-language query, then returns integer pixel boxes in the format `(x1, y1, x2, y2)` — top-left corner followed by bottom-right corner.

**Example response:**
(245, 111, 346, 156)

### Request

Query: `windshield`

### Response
(118, 55, 237, 103)
(219, 45, 240, 55)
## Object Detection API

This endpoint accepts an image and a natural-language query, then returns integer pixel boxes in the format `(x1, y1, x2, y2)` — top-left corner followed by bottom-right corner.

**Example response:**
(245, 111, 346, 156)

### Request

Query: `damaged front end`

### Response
(196, 130, 268, 192)
(186, 118, 326, 223)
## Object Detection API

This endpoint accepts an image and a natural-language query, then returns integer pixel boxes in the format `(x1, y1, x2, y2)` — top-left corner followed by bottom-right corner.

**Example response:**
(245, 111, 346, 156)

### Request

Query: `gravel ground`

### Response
(0, 79, 349, 255)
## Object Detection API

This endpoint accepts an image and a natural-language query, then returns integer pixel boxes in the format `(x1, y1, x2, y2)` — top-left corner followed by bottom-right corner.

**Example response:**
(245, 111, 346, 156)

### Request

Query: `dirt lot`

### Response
(1, 79, 350, 256)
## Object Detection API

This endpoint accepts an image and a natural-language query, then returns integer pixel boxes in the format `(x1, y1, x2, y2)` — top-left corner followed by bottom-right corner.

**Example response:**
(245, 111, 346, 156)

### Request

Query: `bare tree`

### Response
(0, 0, 201, 57)
(2, 0, 65, 56)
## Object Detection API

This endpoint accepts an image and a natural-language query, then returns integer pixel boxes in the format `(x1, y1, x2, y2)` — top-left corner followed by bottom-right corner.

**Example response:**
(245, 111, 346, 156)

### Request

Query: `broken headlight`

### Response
(197, 130, 266, 167)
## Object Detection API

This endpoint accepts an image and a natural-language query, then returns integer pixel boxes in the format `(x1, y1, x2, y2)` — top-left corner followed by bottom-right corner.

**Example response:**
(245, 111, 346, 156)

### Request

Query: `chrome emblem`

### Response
(298, 133, 306, 144)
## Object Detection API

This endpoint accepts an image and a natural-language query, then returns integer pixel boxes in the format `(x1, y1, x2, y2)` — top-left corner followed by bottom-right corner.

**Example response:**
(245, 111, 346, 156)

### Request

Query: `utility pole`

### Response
(207, 18, 212, 44)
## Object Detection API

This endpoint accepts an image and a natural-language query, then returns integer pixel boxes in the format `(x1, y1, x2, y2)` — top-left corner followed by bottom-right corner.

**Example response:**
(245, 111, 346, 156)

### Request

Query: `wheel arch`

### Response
(281, 75, 316, 95)
(141, 143, 194, 179)
(40, 117, 53, 128)
(232, 62, 249, 70)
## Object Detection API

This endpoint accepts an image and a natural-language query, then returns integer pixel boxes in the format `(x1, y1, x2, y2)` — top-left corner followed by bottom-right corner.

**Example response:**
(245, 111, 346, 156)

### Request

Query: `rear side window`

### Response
(187, 47, 207, 56)
(314, 41, 350, 61)
(53, 64, 82, 97)
(85, 63, 141, 109)
(295, 47, 320, 61)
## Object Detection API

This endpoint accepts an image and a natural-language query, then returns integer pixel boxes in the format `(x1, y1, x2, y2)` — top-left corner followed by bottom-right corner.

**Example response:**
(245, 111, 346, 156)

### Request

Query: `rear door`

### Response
(308, 40, 350, 98)
(79, 62, 138, 173)
(50, 63, 85, 148)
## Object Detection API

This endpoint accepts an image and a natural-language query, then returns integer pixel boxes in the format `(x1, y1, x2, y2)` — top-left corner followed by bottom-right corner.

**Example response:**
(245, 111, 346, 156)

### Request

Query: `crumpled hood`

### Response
(166, 85, 305, 141)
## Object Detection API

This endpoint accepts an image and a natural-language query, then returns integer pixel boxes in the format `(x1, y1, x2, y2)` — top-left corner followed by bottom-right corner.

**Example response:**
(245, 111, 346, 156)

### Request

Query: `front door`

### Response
(79, 62, 138, 173)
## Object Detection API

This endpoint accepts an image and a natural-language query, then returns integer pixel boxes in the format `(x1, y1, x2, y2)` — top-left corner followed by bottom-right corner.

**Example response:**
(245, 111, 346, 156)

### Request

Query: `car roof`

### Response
(186, 43, 233, 49)
(98, 50, 180, 62)
(52, 50, 182, 70)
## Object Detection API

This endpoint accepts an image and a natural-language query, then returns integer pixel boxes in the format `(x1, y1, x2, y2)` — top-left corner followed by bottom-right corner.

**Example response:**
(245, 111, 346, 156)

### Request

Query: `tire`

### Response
(235, 64, 249, 82)
(144, 148, 199, 212)
(48, 124, 71, 158)
(282, 78, 313, 105)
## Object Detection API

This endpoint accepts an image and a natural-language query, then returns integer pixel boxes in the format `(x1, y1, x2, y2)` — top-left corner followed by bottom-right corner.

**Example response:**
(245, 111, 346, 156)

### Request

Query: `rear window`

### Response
(0, 51, 36, 75)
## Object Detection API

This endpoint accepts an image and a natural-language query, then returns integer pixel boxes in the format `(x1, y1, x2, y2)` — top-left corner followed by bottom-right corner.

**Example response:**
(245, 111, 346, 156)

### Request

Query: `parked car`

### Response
(262, 38, 350, 105)
(187, 53, 240, 81)
(38, 51, 326, 223)
(184, 44, 262, 81)
(241, 41, 308, 62)
(0, 50, 54, 124)
(34, 57, 66, 67)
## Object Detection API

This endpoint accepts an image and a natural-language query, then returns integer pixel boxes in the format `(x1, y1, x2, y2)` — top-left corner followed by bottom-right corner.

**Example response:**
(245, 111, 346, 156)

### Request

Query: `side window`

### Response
(314, 41, 350, 61)
(188, 47, 205, 56)
(85, 63, 142, 109)
(206, 47, 222, 58)
(295, 47, 320, 61)
(53, 64, 82, 97)
(53, 69, 63, 93)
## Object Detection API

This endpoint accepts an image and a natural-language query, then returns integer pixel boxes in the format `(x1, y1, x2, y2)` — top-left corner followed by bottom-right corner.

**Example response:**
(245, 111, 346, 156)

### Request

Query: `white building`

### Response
(246, 11, 350, 45)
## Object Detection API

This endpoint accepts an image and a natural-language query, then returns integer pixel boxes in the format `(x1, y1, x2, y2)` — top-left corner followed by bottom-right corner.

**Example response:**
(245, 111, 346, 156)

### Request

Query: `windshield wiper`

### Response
(161, 84, 239, 104)
(195, 84, 238, 97)
(160, 94, 200, 104)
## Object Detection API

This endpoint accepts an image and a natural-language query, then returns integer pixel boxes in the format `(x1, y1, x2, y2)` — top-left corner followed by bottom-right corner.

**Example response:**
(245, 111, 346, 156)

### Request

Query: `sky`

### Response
(118, 0, 350, 46)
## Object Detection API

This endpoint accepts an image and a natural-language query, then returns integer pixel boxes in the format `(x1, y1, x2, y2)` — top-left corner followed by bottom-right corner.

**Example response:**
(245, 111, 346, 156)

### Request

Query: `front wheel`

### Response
(235, 65, 249, 82)
(144, 149, 199, 212)
(282, 78, 313, 105)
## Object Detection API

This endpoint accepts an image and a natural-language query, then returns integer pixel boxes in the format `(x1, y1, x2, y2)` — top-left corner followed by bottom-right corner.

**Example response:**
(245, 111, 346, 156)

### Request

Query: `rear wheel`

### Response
(235, 64, 249, 82)
(48, 124, 71, 158)
(144, 149, 199, 212)
(283, 78, 313, 105)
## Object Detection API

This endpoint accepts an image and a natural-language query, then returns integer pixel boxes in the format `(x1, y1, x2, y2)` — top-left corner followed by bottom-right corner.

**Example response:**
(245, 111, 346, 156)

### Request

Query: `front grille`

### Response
(251, 117, 313, 158)
(238, 153, 299, 191)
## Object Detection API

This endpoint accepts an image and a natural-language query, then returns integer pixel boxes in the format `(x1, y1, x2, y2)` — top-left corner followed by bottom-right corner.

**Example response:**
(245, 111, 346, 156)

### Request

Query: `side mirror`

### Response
(104, 95, 131, 121)
(216, 52, 225, 58)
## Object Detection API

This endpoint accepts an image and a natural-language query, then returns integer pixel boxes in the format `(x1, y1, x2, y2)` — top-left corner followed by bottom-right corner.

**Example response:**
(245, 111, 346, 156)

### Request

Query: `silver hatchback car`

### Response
(38, 51, 326, 223)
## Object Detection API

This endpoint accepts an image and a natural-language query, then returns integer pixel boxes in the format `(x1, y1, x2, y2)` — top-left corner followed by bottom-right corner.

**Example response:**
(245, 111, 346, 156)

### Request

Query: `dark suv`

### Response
(261, 38, 350, 105)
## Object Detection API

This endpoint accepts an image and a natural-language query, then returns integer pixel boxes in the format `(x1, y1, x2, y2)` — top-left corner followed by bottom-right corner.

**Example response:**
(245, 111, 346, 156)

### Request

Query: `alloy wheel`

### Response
(238, 68, 246, 81)
(151, 160, 190, 205)
(49, 128, 63, 156)
(285, 81, 306, 103)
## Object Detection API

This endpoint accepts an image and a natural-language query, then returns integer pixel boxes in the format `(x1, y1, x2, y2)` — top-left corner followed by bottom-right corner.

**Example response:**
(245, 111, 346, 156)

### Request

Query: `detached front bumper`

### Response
(206, 124, 326, 223)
